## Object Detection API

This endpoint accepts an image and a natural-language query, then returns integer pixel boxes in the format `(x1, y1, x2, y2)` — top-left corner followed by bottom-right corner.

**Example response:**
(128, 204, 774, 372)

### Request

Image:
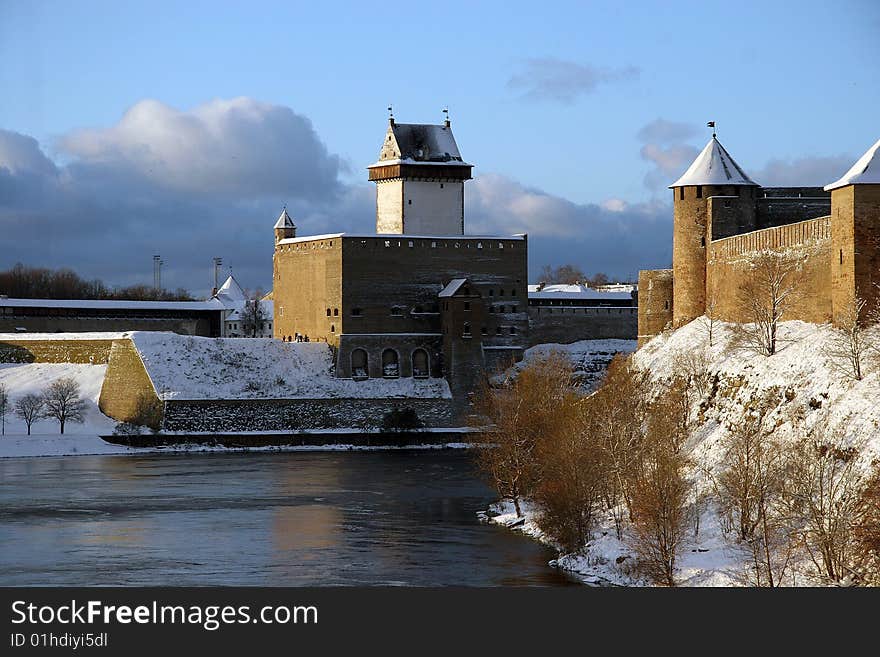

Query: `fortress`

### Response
(272, 116, 530, 408)
(638, 136, 880, 345)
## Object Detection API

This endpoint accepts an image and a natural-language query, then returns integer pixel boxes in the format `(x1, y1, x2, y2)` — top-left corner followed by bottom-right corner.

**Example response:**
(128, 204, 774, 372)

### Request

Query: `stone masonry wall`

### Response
(98, 339, 164, 424)
(0, 339, 115, 363)
(707, 216, 833, 324)
(637, 269, 673, 347)
(528, 306, 637, 346)
(162, 397, 456, 432)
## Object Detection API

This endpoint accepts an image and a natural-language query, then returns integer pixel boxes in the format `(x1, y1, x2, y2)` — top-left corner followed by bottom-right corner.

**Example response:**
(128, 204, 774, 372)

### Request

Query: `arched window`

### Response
(351, 349, 368, 379)
(412, 349, 429, 378)
(382, 349, 399, 378)
(462, 322, 472, 337)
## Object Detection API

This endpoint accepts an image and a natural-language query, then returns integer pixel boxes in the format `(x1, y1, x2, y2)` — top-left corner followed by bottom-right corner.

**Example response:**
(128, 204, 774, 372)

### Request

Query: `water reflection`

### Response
(0, 451, 575, 586)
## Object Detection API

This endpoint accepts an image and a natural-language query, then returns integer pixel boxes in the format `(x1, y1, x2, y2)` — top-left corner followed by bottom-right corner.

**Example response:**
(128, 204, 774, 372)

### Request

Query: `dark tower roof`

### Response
(372, 121, 470, 166)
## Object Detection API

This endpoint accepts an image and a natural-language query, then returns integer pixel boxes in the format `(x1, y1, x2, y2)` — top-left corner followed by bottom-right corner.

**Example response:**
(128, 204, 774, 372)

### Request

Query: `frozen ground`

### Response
(488, 319, 880, 586)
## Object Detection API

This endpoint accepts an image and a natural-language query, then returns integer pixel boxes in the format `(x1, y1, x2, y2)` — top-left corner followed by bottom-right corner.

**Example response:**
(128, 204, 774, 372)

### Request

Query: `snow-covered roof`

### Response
(225, 300, 274, 322)
(439, 279, 468, 298)
(369, 121, 470, 168)
(0, 297, 223, 311)
(274, 207, 296, 229)
(528, 284, 634, 301)
(824, 137, 880, 191)
(670, 137, 757, 188)
(214, 275, 245, 306)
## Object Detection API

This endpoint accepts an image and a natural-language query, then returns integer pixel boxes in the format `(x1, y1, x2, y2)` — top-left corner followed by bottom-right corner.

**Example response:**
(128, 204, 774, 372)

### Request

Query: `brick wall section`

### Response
(162, 397, 456, 432)
(707, 216, 833, 324)
(528, 306, 637, 345)
(0, 339, 114, 363)
(98, 339, 163, 424)
(272, 237, 343, 344)
(637, 269, 673, 347)
(831, 186, 880, 323)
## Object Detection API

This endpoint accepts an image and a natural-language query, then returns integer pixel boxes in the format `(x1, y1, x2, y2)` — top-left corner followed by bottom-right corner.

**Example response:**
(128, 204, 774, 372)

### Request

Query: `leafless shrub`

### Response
(853, 467, 880, 586)
(130, 393, 163, 431)
(472, 351, 574, 517)
(626, 410, 691, 587)
(733, 250, 803, 356)
(42, 377, 86, 434)
(825, 296, 871, 381)
(14, 393, 44, 435)
(782, 431, 864, 584)
(589, 355, 650, 538)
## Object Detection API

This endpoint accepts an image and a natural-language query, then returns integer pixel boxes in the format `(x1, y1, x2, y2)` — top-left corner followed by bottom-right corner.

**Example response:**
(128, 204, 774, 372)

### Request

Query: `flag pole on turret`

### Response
(707, 121, 716, 138)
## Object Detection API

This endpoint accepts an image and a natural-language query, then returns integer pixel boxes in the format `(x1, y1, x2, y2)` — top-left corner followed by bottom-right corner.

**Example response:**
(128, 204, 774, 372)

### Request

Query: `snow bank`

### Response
(129, 332, 451, 400)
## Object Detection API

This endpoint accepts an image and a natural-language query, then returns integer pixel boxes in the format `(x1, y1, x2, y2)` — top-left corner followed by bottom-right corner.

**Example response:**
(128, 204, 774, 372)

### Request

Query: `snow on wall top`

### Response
(438, 279, 468, 298)
(0, 297, 223, 311)
(527, 284, 633, 301)
(670, 137, 758, 188)
(274, 207, 296, 229)
(276, 233, 526, 245)
(0, 331, 129, 340)
(129, 332, 451, 400)
(824, 137, 880, 191)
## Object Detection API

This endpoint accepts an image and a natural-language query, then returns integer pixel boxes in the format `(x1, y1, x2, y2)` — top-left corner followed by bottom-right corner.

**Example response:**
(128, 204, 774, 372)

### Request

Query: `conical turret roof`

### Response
(274, 207, 296, 229)
(670, 136, 757, 188)
(824, 137, 880, 191)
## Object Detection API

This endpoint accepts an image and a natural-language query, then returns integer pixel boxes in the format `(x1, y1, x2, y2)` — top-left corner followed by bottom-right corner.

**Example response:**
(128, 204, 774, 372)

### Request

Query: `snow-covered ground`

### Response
(488, 320, 880, 586)
(499, 338, 636, 390)
(131, 332, 451, 400)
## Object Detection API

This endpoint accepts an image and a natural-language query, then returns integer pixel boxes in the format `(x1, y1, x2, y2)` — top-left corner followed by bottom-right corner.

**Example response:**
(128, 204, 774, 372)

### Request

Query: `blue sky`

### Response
(1, 0, 878, 292)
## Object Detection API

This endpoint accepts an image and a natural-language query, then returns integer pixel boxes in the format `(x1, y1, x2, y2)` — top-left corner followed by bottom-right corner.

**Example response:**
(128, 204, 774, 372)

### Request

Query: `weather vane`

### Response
(388, 105, 394, 121)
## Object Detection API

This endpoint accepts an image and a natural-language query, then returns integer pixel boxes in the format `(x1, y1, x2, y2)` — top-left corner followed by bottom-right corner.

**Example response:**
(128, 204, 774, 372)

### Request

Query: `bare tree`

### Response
(14, 394, 44, 435)
(42, 377, 86, 434)
(782, 432, 864, 584)
(0, 383, 8, 436)
(473, 352, 575, 518)
(733, 250, 803, 356)
(539, 264, 586, 285)
(854, 467, 880, 586)
(240, 289, 266, 337)
(590, 355, 650, 538)
(627, 416, 691, 586)
(697, 281, 721, 347)
(825, 296, 870, 381)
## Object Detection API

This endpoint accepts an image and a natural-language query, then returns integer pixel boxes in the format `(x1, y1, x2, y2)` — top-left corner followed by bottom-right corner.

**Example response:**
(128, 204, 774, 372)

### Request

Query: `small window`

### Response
(495, 327, 502, 335)
(440, 183, 444, 189)
(664, 300, 670, 310)
(333, 308, 339, 316)
(382, 349, 399, 378)
(408, 241, 414, 248)
(511, 288, 516, 296)
(330, 324, 335, 333)
(701, 236, 706, 248)
(462, 322, 471, 337)
(840, 249, 844, 265)
(679, 187, 684, 201)
(431, 241, 436, 248)
(696, 186, 703, 199)
(509, 326, 516, 335)
(477, 242, 483, 249)
(724, 199, 732, 208)
(326, 308, 331, 316)
(352, 307, 362, 316)
(489, 290, 494, 297)
(464, 302, 471, 311)
(498, 242, 504, 249)
(408, 199, 412, 205)
(499, 289, 505, 296)
(481, 326, 487, 335)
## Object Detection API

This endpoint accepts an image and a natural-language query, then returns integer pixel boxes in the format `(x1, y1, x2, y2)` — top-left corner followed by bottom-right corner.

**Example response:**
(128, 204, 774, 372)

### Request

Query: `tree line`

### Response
(538, 264, 632, 287)
(0, 378, 86, 436)
(0, 263, 193, 301)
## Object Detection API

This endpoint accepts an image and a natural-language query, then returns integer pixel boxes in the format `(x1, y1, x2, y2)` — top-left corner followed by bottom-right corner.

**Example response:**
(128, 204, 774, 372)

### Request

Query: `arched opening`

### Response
(351, 349, 368, 379)
(463, 322, 472, 337)
(382, 349, 399, 378)
(412, 349, 429, 378)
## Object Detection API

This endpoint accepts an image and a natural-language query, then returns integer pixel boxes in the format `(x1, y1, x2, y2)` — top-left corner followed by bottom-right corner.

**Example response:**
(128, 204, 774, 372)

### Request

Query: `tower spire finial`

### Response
(443, 107, 450, 128)
(388, 105, 394, 126)
(707, 120, 716, 138)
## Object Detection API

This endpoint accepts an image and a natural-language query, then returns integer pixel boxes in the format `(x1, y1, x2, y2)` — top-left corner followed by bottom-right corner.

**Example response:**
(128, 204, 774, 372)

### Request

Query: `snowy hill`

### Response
(493, 319, 880, 586)
(131, 332, 451, 400)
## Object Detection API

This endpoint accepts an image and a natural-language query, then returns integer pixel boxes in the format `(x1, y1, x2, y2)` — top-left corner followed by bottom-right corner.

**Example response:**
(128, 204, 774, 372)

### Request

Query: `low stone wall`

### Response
(0, 339, 115, 363)
(527, 306, 637, 346)
(162, 397, 456, 432)
(98, 339, 163, 424)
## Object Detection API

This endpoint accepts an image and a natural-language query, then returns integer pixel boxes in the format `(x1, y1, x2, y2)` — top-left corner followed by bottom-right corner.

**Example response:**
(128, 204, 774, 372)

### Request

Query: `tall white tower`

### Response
(367, 116, 472, 235)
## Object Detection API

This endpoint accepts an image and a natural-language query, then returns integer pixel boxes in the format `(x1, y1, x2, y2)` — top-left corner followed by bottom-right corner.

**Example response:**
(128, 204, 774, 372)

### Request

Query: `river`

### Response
(0, 450, 575, 586)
